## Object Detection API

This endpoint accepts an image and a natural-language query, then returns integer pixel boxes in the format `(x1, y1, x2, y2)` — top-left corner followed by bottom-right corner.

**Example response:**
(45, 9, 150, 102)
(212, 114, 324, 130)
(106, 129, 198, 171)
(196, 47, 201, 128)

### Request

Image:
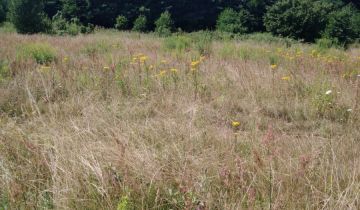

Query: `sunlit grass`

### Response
(0, 30, 359, 209)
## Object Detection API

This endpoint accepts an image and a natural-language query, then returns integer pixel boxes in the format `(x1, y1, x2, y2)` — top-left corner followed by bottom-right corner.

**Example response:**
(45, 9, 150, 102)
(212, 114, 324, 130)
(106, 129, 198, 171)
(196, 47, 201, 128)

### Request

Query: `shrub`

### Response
(17, 43, 56, 64)
(189, 31, 213, 55)
(264, 0, 333, 42)
(163, 36, 191, 52)
(155, 11, 174, 37)
(239, 32, 297, 46)
(52, 12, 94, 36)
(115, 15, 128, 30)
(82, 41, 111, 57)
(0, 22, 16, 33)
(323, 5, 360, 46)
(52, 12, 68, 35)
(316, 38, 338, 49)
(9, 0, 51, 34)
(66, 20, 81, 36)
(216, 8, 252, 34)
(0, 59, 10, 83)
(132, 15, 147, 32)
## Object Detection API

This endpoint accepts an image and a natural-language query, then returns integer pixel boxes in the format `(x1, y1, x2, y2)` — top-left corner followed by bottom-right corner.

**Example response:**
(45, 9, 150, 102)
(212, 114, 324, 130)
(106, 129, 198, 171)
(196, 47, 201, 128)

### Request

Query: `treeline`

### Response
(1, 0, 359, 45)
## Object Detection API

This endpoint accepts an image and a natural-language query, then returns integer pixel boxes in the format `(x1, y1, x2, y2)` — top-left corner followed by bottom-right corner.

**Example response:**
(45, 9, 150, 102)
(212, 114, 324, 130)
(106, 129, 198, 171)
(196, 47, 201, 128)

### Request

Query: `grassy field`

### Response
(0, 30, 360, 209)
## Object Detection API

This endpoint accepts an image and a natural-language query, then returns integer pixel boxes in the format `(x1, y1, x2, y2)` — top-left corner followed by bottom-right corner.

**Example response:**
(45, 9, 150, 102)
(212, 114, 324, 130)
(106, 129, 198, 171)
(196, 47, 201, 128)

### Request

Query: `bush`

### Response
(132, 15, 147, 32)
(115, 15, 128, 30)
(316, 38, 339, 49)
(0, 22, 16, 33)
(323, 5, 360, 46)
(216, 8, 252, 34)
(9, 0, 51, 34)
(188, 31, 213, 55)
(52, 12, 94, 36)
(51, 12, 68, 34)
(0, 59, 10, 83)
(17, 43, 57, 64)
(163, 36, 191, 52)
(264, 0, 333, 42)
(239, 32, 297, 46)
(155, 11, 174, 37)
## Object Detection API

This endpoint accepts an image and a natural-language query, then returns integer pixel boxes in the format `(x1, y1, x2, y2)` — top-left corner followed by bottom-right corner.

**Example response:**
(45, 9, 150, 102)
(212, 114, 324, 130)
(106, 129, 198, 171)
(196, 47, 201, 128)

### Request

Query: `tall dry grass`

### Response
(0, 31, 360, 209)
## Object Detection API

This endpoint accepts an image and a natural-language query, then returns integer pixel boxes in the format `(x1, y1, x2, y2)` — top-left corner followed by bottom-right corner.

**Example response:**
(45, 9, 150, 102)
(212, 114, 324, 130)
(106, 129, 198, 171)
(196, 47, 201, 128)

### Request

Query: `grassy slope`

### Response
(0, 31, 360, 209)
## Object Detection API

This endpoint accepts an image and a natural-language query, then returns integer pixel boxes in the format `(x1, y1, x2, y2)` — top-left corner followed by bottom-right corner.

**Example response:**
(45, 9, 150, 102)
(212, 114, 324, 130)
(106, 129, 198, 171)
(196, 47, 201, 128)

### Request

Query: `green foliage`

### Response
(323, 5, 360, 46)
(0, 22, 16, 33)
(117, 196, 130, 210)
(0, 2, 6, 23)
(9, 0, 51, 34)
(52, 12, 94, 36)
(132, 15, 147, 32)
(81, 41, 111, 56)
(163, 36, 191, 53)
(309, 82, 351, 122)
(17, 43, 57, 64)
(216, 8, 253, 34)
(189, 31, 213, 55)
(155, 11, 174, 37)
(239, 32, 297, 45)
(0, 59, 10, 83)
(52, 12, 68, 34)
(316, 38, 339, 49)
(264, 0, 333, 42)
(3, 0, 360, 44)
(115, 15, 128, 30)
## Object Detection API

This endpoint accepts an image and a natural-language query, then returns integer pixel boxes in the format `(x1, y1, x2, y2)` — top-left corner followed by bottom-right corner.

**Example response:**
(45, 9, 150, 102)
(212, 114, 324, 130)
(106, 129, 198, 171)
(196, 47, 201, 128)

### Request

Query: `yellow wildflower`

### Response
(63, 56, 69, 63)
(281, 76, 291, 81)
(103, 66, 110, 71)
(311, 49, 318, 57)
(158, 70, 167, 77)
(170, 68, 178, 73)
(139, 55, 148, 64)
(191, 60, 200, 71)
(270, 64, 277, 70)
(232, 121, 240, 128)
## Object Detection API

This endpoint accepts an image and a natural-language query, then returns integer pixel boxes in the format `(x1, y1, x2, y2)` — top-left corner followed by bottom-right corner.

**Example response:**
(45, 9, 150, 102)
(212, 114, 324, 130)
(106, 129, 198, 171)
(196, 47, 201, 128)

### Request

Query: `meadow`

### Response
(0, 30, 360, 209)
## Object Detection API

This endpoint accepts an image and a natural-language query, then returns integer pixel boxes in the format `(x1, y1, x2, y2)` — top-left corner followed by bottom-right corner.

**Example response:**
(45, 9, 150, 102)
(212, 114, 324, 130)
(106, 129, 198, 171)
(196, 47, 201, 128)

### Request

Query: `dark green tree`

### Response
(155, 11, 173, 36)
(115, 15, 128, 30)
(44, 0, 62, 18)
(9, 0, 51, 33)
(0, 4, 6, 23)
(324, 5, 360, 45)
(132, 15, 147, 32)
(216, 8, 253, 34)
(264, 0, 334, 42)
(61, 0, 91, 24)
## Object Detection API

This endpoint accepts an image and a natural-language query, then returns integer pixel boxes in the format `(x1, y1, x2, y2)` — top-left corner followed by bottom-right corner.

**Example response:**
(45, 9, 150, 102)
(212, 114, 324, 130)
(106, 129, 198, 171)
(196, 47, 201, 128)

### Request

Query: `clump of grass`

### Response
(163, 35, 191, 53)
(16, 43, 57, 64)
(0, 59, 10, 83)
(81, 40, 112, 57)
(188, 31, 213, 55)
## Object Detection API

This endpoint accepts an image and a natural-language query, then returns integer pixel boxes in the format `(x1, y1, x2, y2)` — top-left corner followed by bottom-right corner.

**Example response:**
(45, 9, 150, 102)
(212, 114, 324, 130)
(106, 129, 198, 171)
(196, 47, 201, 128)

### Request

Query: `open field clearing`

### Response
(0, 31, 360, 209)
